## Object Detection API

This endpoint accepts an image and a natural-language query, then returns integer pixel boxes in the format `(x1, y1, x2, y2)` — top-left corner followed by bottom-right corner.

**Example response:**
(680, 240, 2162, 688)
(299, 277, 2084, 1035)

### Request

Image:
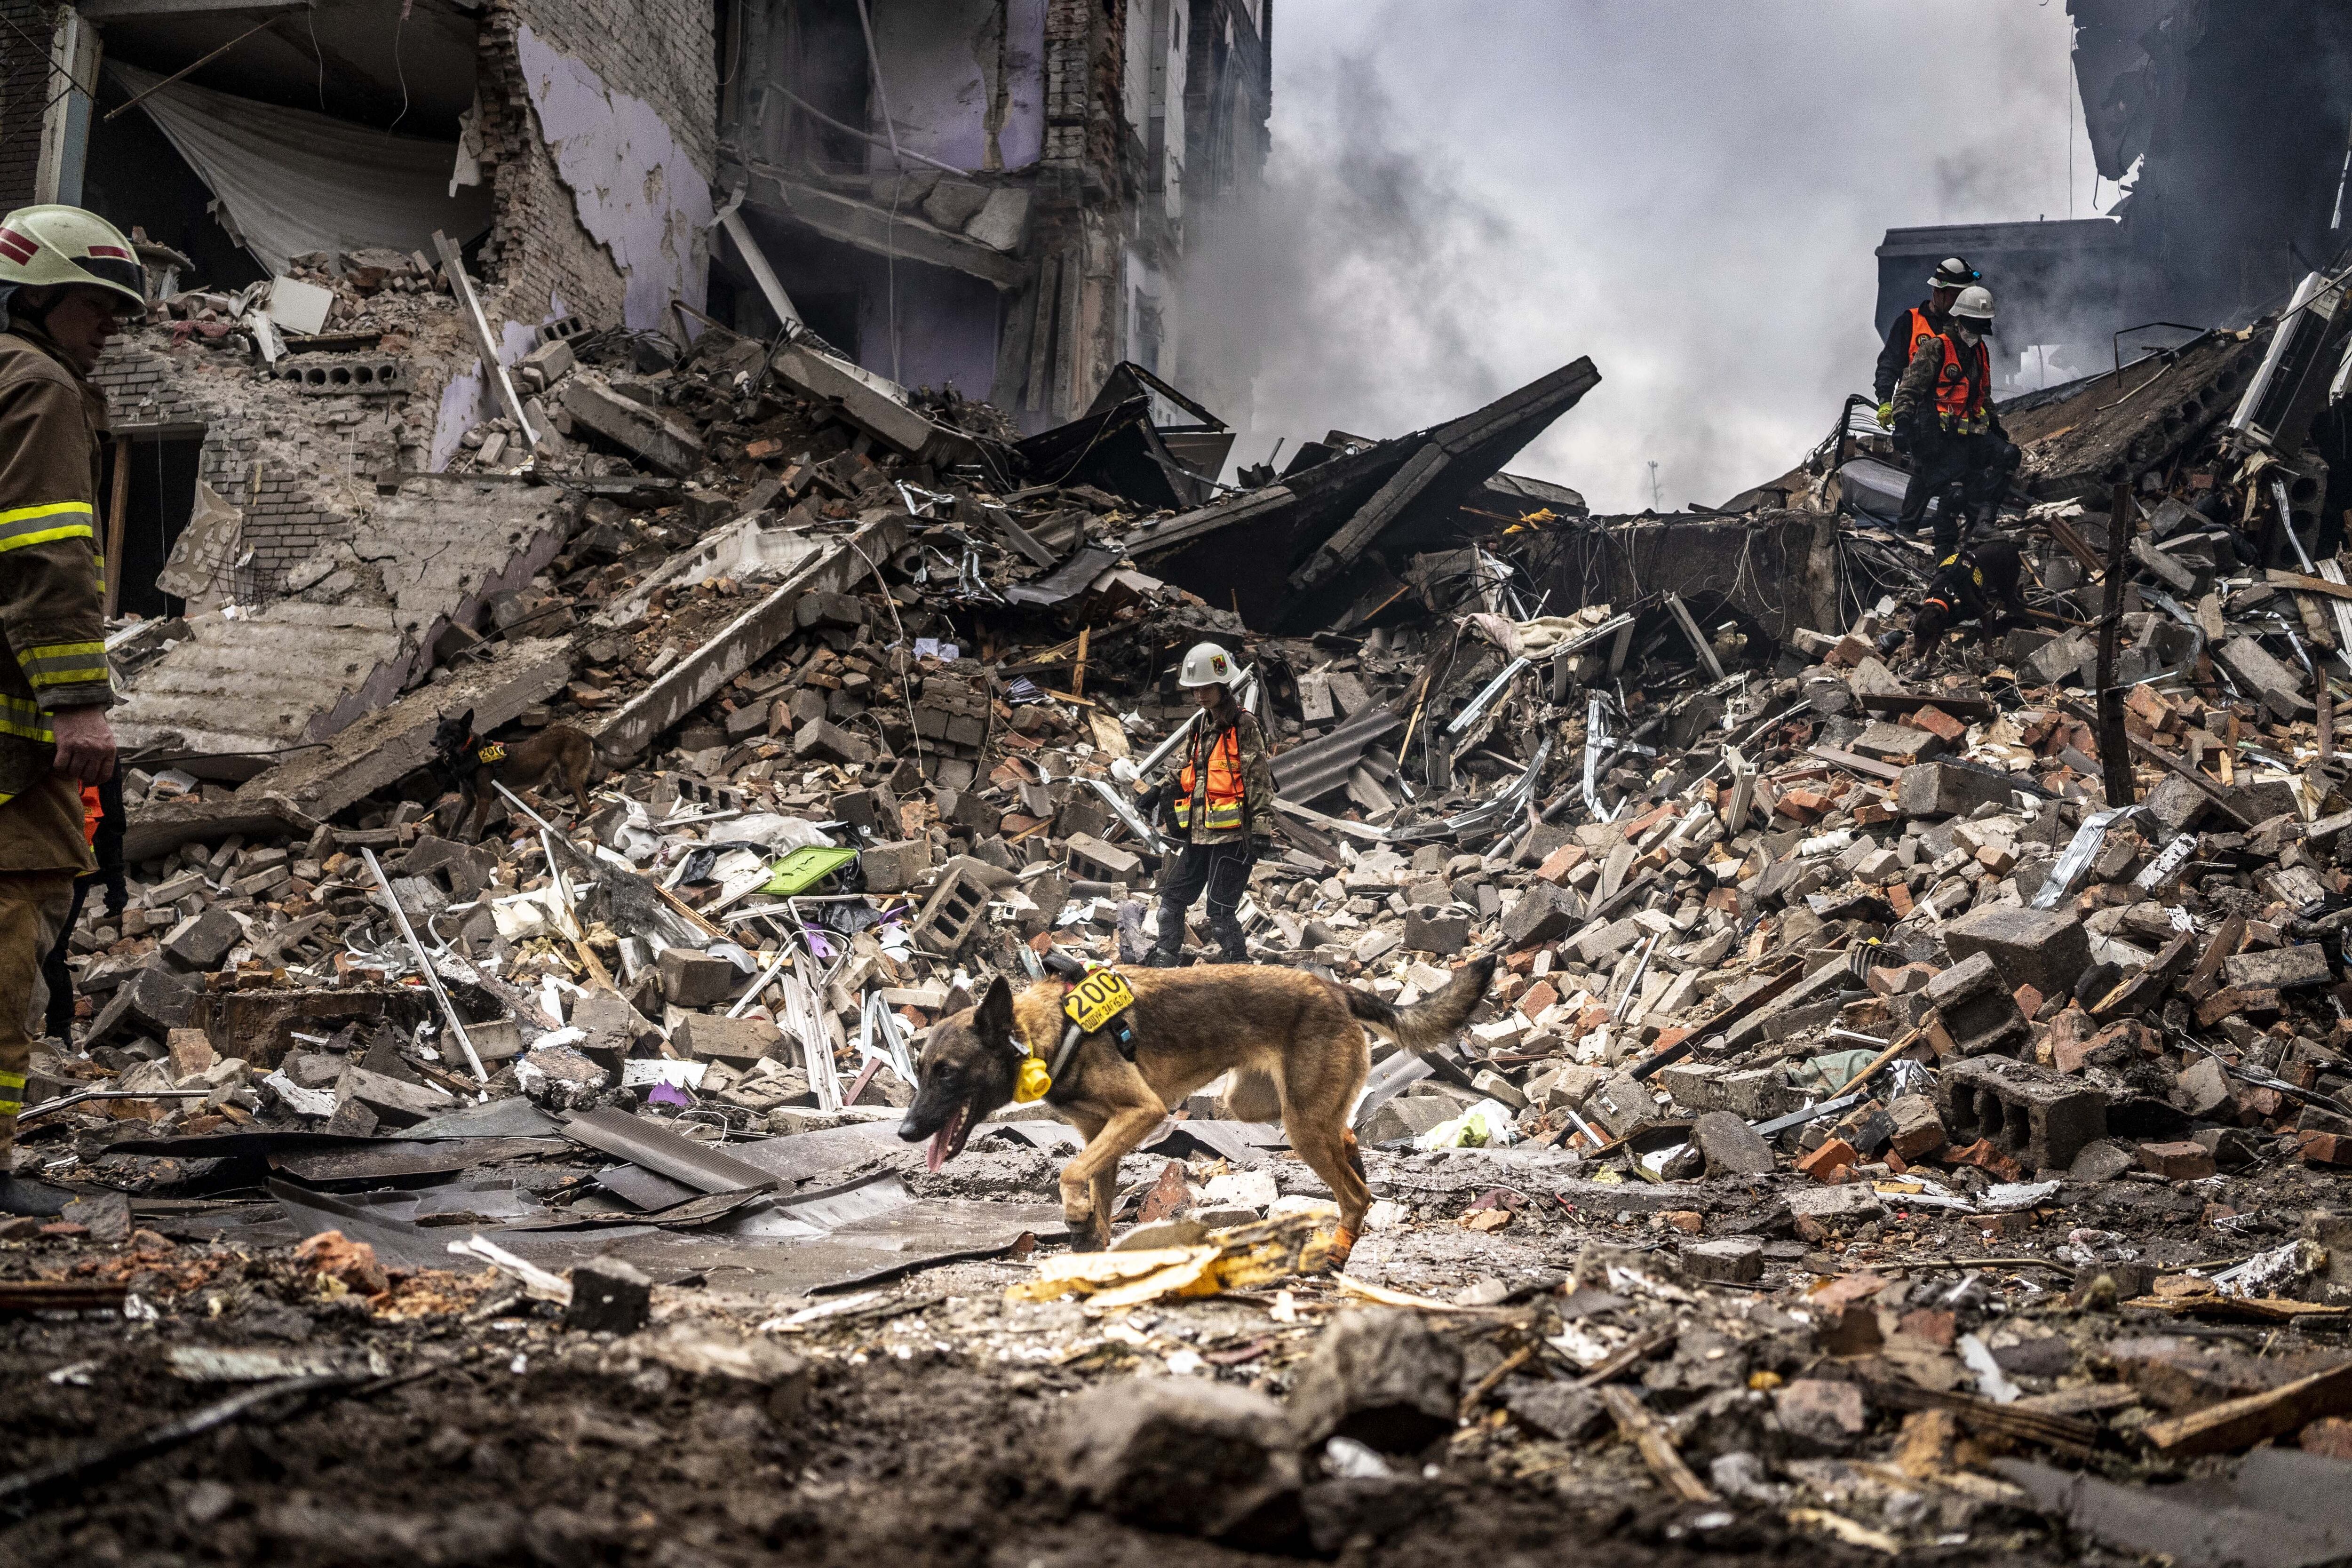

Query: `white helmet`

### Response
(1928, 257, 1979, 291)
(0, 205, 145, 313)
(1949, 285, 1996, 323)
(1177, 641, 1238, 688)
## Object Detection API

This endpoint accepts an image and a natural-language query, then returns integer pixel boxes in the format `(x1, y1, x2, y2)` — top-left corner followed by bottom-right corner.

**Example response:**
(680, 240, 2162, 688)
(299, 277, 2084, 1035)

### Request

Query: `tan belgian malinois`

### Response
(898, 955, 1495, 1262)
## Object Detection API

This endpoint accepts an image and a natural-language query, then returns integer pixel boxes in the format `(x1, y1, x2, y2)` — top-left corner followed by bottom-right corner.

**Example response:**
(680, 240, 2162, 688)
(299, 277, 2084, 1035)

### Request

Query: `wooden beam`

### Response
(2143, 1359, 2352, 1457)
(102, 433, 129, 619)
(1600, 1385, 1717, 1502)
(431, 230, 539, 450)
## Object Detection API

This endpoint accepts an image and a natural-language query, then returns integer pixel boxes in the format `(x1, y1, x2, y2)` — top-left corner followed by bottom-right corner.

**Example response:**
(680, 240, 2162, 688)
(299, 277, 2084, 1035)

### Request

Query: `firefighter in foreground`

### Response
(1890, 283, 2020, 557)
(1874, 255, 1978, 426)
(0, 205, 139, 1216)
(1133, 642, 1274, 965)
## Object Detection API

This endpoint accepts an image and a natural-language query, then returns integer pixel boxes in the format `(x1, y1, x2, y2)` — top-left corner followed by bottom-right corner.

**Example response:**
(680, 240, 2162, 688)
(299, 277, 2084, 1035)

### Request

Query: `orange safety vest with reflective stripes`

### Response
(1902, 307, 1940, 366)
(1932, 331, 1992, 434)
(1174, 723, 1246, 832)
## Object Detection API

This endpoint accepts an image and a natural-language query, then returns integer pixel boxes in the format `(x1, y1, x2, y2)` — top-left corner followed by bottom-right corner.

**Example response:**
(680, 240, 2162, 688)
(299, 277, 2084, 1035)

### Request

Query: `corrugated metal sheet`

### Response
(1272, 702, 1403, 805)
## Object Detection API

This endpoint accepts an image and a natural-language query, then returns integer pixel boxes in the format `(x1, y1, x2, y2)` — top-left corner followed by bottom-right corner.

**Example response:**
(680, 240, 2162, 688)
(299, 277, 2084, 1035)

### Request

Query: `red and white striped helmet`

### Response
(0, 205, 145, 311)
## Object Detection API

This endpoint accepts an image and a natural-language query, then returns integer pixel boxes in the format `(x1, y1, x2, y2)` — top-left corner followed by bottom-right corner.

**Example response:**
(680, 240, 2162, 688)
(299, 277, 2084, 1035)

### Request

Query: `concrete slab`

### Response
(591, 512, 907, 765)
(113, 478, 572, 760)
(122, 638, 573, 861)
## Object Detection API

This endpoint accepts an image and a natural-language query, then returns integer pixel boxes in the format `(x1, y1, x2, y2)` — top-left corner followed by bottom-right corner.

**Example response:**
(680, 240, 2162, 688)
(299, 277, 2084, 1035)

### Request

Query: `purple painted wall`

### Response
(872, 0, 1044, 173)
(857, 261, 1002, 398)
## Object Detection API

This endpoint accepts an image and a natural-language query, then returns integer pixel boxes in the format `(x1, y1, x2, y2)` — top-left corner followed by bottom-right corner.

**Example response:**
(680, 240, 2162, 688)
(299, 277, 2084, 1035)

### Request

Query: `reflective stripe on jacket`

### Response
(1931, 332, 1992, 434)
(0, 322, 110, 874)
(1175, 723, 1247, 832)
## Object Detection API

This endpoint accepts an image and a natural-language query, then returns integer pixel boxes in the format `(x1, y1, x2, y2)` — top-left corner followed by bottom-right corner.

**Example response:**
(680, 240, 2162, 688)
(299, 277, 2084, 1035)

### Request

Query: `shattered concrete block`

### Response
(166, 1027, 218, 1080)
(1680, 1237, 1764, 1284)
(1923, 950, 2030, 1058)
(2223, 944, 2333, 992)
(559, 377, 705, 477)
(672, 1014, 782, 1064)
(1941, 903, 2093, 997)
(1586, 1072, 1658, 1138)
(658, 948, 741, 1009)
(1887, 1094, 1947, 1159)
(1287, 1309, 1464, 1454)
(1361, 1094, 1456, 1146)
(1692, 1110, 1775, 1177)
(1659, 1061, 1730, 1114)
(1502, 1382, 1606, 1442)
(2175, 1055, 2232, 1117)
(2021, 629, 2094, 687)
(1938, 1056, 2108, 1171)
(1784, 1183, 1884, 1228)
(1402, 909, 1470, 955)
(1717, 1066, 1800, 1121)
(1064, 834, 1143, 884)
(90, 962, 199, 1041)
(1057, 1376, 1303, 1544)
(1776, 1379, 1867, 1449)
(1571, 914, 1642, 965)
(1896, 762, 2018, 819)
(337, 1064, 453, 1128)
(833, 782, 902, 836)
(564, 1256, 652, 1334)
(857, 838, 931, 893)
(1503, 885, 1581, 949)
(793, 717, 874, 767)
(162, 907, 243, 972)
(912, 865, 993, 955)
(2220, 635, 2317, 721)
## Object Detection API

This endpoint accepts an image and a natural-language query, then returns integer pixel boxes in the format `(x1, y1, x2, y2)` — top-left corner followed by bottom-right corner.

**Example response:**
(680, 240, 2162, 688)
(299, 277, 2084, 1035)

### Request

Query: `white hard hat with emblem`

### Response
(1177, 641, 1237, 688)
(0, 205, 146, 312)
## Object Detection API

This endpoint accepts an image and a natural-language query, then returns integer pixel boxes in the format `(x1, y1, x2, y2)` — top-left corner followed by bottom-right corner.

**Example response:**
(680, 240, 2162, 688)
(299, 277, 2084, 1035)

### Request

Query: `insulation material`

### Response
(110, 64, 493, 277)
(154, 480, 242, 608)
(514, 25, 713, 332)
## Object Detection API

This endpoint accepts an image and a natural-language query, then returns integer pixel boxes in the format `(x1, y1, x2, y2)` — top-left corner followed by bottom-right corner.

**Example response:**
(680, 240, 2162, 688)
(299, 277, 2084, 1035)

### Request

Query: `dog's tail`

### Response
(1344, 955, 1495, 1051)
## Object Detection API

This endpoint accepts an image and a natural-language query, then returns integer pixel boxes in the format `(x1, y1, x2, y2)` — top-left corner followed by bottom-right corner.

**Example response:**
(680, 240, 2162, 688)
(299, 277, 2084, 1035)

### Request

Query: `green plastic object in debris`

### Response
(761, 846, 859, 895)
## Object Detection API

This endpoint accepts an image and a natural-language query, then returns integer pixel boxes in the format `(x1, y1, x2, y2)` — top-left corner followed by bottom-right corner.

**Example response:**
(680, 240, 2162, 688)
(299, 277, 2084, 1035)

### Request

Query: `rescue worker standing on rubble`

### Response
(0, 205, 139, 1217)
(1134, 641, 1274, 966)
(1891, 284, 2021, 558)
(1874, 256, 1978, 424)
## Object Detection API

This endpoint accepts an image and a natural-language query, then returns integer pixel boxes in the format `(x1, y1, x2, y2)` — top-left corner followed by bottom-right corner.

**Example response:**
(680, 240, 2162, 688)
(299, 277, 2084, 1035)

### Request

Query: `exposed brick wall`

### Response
(473, 0, 716, 332)
(91, 341, 423, 601)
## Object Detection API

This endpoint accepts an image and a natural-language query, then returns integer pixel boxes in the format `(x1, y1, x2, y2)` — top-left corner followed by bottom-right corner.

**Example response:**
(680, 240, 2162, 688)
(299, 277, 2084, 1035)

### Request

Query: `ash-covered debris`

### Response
(20, 176, 2352, 1568)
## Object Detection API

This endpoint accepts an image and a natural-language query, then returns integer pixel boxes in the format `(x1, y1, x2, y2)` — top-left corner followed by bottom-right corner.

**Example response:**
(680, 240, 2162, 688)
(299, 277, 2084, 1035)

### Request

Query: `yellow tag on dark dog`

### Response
(476, 742, 506, 764)
(1063, 968, 1136, 1035)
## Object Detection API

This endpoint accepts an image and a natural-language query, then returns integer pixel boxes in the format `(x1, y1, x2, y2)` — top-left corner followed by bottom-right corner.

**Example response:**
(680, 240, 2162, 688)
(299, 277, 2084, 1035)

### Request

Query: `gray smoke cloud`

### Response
(1181, 0, 2100, 514)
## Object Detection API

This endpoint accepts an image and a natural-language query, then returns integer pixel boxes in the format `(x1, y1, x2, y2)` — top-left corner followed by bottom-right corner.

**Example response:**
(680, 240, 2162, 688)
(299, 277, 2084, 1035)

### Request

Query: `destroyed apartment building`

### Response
(15, 5, 2352, 1567)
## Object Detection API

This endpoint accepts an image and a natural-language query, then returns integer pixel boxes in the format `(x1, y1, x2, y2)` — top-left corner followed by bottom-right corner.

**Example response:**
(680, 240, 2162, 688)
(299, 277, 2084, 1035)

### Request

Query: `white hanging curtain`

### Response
(110, 63, 493, 276)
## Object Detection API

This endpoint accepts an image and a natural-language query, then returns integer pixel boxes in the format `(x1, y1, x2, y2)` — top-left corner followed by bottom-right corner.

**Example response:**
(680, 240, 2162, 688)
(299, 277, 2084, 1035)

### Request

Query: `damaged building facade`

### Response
(714, 0, 1271, 431)
(23, 5, 2352, 1565)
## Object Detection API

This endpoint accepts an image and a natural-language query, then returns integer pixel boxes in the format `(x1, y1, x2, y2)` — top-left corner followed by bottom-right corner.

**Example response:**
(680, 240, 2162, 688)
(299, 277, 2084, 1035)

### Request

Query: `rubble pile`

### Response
(17, 289, 2352, 1566)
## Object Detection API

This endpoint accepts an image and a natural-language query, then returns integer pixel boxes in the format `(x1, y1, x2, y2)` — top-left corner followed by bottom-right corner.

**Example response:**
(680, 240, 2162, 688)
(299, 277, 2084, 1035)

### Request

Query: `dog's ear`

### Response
(974, 975, 1014, 1043)
(452, 708, 475, 735)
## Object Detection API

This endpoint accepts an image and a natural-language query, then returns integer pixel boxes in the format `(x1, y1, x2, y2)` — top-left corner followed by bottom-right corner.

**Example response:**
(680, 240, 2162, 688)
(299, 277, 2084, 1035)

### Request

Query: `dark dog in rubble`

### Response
(430, 707, 597, 840)
(1887, 534, 2030, 659)
(899, 955, 1496, 1264)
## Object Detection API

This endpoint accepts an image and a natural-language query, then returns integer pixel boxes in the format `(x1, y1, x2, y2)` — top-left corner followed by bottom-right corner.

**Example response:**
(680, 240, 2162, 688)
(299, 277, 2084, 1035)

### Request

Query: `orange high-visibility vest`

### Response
(1932, 332, 1992, 434)
(1174, 724, 1246, 832)
(1902, 307, 1940, 365)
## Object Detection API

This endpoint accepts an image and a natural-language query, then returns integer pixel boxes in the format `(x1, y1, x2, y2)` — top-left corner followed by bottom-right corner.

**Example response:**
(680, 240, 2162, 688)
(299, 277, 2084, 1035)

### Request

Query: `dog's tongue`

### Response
(928, 1117, 953, 1173)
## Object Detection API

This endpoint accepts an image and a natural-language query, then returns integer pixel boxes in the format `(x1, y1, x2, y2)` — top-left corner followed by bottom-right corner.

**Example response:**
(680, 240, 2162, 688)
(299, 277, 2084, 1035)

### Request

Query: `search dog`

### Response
(899, 955, 1495, 1263)
(430, 707, 597, 841)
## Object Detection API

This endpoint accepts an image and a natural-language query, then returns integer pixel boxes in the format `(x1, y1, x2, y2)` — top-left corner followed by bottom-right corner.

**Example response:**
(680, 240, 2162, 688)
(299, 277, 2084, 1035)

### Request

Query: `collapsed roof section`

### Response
(1121, 358, 1601, 632)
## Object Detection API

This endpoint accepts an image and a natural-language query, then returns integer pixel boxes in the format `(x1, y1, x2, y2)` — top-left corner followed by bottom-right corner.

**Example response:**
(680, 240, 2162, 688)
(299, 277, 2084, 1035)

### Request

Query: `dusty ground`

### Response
(0, 1130, 2185, 1568)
